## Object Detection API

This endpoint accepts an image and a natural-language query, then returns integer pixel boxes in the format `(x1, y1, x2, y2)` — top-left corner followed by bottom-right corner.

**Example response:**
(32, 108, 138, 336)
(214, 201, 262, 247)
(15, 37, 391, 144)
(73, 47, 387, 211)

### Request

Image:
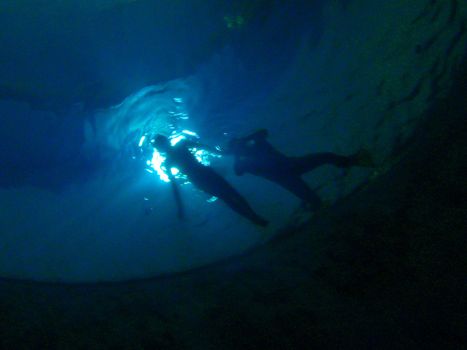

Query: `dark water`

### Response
(0, 0, 466, 348)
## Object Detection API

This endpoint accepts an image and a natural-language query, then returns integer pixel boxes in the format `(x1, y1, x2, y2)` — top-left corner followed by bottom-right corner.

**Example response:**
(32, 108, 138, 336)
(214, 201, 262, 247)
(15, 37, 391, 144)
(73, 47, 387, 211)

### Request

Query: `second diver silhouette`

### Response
(151, 134, 268, 227)
(227, 129, 374, 211)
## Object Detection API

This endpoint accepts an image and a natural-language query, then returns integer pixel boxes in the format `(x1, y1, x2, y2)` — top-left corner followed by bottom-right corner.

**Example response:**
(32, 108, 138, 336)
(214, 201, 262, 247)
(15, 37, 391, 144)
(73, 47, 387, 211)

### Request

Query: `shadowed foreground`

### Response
(0, 69, 466, 349)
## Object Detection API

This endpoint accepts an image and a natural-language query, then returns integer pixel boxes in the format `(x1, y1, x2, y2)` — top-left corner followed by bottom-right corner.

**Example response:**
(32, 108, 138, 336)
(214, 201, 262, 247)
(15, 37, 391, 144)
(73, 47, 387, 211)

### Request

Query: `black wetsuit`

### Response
(163, 140, 268, 227)
(230, 129, 359, 210)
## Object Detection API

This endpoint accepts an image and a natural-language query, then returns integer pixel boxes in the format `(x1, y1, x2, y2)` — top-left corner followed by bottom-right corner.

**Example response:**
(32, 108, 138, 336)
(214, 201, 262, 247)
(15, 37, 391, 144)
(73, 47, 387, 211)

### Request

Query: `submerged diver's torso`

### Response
(234, 138, 292, 177)
(165, 141, 204, 175)
(166, 141, 244, 199)
(165, 141, 224, 193)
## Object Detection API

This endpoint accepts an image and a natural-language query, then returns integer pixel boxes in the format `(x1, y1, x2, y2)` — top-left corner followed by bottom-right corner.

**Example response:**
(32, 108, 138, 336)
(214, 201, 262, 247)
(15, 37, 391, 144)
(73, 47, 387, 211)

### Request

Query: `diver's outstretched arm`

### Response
(223, 129, 269, 155)
(168, 172, 185, 220)
(182, 140, 223, 156)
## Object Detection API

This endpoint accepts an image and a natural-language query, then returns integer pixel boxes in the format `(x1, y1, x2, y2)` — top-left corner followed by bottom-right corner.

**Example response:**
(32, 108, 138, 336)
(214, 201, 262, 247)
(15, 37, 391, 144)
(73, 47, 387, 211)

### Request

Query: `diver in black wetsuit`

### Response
(151, 134, 268, 227)
(226, 129, 374, 211)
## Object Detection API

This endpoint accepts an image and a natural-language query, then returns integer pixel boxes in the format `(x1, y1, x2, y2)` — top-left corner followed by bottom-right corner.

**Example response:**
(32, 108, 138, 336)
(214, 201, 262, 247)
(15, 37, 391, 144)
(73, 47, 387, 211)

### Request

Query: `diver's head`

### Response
(151, 134, 170, 152)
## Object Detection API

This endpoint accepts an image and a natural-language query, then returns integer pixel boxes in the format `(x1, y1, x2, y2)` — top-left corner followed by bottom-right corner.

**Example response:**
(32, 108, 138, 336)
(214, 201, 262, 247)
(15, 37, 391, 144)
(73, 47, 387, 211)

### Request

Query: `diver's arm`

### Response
(168, 171, 185, 220)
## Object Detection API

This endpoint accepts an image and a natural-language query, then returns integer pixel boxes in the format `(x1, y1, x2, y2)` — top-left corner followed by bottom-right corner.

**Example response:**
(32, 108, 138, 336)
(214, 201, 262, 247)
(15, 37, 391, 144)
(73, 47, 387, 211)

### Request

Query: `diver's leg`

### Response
(291, 153, 355, 174)
(195, 170, 268, 227)
(277, 176, 322, 211)
(292, 150, 374, 174)
(220, 189, 269, 227)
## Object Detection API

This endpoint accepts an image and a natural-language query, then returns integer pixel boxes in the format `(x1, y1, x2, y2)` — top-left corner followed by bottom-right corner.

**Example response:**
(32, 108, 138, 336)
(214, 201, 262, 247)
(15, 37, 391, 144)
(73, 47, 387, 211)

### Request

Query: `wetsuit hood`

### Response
(151, 134, 170, 152)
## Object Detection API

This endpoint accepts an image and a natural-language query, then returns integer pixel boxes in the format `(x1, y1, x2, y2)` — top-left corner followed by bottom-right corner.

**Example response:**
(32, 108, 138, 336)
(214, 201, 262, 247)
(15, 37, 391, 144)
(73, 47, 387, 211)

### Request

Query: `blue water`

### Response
(0, 0, 465, 282)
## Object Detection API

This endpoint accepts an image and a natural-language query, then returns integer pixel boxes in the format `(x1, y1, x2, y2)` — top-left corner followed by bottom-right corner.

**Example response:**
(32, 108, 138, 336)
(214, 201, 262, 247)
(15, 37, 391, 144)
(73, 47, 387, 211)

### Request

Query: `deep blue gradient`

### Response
(0, 0, 465, 282)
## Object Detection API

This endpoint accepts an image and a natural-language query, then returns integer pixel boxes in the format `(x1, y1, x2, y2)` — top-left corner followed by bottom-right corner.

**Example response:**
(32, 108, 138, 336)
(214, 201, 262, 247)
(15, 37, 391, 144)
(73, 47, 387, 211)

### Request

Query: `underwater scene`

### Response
(1, 0, 466, 349)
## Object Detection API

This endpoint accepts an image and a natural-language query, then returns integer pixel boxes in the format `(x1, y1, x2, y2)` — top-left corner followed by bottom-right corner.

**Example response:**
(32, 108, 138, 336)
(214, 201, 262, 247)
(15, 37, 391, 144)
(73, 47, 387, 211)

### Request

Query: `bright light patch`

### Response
(138, 135, 146, 147)
(170, 134, 186, 146)
(170, 167, 180, 176)
(193, 149, 211, 166)
(182, 129, 198, 137)
(207, 196, 218, 203)
(150, 149, 170, 183)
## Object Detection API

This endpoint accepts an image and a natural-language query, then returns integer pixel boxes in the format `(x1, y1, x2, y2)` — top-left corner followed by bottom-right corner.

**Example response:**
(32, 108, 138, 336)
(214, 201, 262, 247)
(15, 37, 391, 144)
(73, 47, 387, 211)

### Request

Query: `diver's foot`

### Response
(351, 149, 375, 167)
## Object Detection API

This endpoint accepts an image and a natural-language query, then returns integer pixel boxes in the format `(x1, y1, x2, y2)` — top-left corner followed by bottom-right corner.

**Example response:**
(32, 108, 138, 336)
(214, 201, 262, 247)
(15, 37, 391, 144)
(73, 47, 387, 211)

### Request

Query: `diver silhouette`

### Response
(151, 134, 268, 227)
(227, 129, 374, 211)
